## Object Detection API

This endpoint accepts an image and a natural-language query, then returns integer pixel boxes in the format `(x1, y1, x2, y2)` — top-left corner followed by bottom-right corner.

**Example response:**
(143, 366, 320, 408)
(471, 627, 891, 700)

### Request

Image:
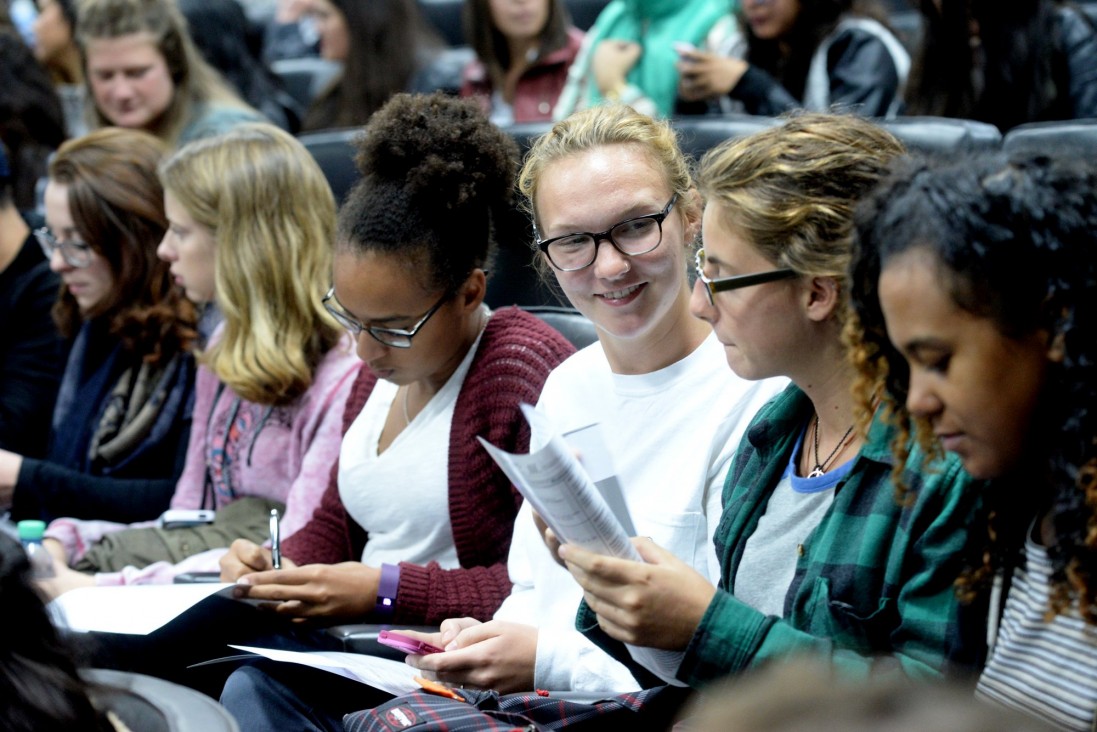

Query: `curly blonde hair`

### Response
(699, 114, 905, 441)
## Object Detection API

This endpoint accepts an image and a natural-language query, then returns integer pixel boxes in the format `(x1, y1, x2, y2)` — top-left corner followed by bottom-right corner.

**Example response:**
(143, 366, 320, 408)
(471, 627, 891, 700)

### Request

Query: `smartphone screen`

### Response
(378, 630, 444, 655)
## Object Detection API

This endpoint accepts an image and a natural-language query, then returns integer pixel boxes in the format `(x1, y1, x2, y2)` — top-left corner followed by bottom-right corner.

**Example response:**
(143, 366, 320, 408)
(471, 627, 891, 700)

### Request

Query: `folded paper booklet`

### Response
(479, 404, 688, 688)
(49, 582, 250, 635)
(477, 404, 637, 560)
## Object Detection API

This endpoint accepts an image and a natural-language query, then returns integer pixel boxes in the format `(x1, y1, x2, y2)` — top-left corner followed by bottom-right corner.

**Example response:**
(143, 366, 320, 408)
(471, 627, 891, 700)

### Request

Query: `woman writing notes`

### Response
(219, 93, 575, 732)
(0, 128, 195, 524)
(40, 124, 359, 588)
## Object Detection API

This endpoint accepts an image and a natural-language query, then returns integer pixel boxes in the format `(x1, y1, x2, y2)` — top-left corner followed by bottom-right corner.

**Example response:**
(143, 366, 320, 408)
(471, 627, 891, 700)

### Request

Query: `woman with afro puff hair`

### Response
(848, 152, 1097, 731)
(218, 92, 575, 732)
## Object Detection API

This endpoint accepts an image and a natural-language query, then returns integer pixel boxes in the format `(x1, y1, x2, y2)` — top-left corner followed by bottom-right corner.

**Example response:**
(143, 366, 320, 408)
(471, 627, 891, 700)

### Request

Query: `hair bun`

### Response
(354, 93, 517, 212)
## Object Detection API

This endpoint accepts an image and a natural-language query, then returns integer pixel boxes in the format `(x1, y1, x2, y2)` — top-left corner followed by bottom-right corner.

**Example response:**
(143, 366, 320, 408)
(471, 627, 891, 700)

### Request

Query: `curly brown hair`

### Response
(849, 153, 1097, 618)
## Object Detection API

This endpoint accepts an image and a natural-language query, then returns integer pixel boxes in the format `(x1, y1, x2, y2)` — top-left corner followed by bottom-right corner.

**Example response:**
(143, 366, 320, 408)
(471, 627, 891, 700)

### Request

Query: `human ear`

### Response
(804, 276, 841, 323)
(680, 188, 703, 247)
(458, 267, 488, 313)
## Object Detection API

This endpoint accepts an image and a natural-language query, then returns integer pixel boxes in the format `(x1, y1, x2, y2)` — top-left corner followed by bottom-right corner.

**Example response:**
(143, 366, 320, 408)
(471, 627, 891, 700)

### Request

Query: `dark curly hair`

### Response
(337, 92, 519, 294)
(0, 532, 113, 731)
(848, 152, 1097, 618)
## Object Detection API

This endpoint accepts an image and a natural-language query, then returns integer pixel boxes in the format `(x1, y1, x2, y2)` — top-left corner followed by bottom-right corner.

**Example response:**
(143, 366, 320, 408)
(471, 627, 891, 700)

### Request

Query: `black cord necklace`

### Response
(808, 414, 855, 478)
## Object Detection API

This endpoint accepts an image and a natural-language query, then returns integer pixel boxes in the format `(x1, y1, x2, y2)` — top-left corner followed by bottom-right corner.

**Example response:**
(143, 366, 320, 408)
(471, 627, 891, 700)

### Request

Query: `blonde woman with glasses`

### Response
(397, 104, 783, 702)
(554, 116, 986, 716)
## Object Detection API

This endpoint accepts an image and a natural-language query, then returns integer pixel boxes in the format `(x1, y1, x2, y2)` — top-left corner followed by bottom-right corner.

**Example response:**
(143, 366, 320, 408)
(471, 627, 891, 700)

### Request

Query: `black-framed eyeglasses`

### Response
(35, 227, 93, 268)
(694, 248, 797, 305)
(322, 287, 449, 348)
(536, 194, 678, 272)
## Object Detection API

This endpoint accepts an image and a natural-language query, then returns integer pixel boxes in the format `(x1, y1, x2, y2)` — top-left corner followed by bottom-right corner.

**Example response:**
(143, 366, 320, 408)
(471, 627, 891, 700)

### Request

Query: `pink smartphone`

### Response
(377, 630, 444, 655)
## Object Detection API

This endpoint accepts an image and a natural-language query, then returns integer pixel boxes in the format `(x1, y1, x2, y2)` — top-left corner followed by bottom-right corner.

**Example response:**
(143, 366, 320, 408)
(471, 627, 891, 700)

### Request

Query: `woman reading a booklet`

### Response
(550, 115, 986, 703)
(220, 103, 781, 731)
(397, 104, 784, 697)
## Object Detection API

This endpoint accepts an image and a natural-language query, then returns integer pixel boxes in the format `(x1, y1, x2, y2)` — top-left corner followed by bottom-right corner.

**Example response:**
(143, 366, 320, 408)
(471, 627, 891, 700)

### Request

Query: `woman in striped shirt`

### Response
(849, 152, 1097, 731)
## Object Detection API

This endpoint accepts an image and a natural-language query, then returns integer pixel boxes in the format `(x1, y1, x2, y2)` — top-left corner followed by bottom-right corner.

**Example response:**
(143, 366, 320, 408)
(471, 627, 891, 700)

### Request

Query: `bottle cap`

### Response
(17, 520, 47, 541)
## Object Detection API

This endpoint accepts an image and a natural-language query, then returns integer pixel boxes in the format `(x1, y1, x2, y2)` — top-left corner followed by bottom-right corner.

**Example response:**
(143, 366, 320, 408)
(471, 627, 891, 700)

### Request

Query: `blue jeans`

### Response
(220, 660, 393, 732)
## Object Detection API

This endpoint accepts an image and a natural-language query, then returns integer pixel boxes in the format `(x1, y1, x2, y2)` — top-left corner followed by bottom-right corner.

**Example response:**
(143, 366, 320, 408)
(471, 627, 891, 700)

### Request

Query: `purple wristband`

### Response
(375, 563, 399, 619)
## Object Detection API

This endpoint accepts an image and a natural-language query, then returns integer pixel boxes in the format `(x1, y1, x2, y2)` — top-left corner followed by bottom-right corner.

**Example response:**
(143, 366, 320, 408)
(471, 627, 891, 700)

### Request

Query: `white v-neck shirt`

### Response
(338, 320, 486, 569)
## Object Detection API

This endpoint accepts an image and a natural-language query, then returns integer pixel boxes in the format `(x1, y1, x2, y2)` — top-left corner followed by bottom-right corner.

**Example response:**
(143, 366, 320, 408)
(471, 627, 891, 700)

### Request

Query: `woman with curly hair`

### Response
(39, 123, 360, 589)
(849, 153, 1097, 731)
(217, 92, 575, 731)
(0, 128, 196, 525)
(550, 114, 984, 710)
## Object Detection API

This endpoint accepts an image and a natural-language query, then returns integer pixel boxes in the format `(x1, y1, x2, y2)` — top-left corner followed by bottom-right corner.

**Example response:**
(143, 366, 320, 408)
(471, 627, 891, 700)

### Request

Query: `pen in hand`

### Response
(269, 508, 282, 570)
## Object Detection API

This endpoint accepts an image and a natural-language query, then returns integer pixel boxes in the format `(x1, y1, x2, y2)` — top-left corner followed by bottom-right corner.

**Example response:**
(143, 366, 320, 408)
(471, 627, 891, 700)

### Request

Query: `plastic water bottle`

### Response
(17, 520, 56, 579)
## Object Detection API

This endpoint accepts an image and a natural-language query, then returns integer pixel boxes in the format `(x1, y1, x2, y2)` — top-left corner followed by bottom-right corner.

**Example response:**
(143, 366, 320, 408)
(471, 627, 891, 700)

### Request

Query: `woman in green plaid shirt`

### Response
(556, 114, 987, 690)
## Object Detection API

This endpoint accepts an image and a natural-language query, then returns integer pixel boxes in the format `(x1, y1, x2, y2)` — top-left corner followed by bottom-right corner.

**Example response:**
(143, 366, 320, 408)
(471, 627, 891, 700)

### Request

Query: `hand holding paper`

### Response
(477, 404, 638, 561)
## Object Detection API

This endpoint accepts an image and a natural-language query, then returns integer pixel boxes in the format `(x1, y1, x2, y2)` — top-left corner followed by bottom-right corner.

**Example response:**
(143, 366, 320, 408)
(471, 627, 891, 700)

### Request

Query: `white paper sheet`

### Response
(49, 583, 238, 635)
(480, 404, 687, 686)
(228, 645, 423, 696)
(478, 404, 639, 561)
(562, 422, 635, 536)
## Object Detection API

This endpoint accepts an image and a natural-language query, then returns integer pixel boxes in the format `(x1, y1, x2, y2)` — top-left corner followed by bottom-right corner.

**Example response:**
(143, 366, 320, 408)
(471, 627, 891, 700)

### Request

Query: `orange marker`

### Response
(413, 676, 464, 701)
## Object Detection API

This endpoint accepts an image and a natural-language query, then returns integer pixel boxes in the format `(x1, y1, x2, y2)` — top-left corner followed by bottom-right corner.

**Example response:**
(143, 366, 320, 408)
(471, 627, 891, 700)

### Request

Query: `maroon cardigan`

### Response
(282, 308, 575, 624)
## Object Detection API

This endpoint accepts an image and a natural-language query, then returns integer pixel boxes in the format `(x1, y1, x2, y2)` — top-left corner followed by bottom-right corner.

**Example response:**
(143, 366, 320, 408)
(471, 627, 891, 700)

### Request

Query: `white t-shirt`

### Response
(493, 332, 786, 692)
(338, 320, 486, 569)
